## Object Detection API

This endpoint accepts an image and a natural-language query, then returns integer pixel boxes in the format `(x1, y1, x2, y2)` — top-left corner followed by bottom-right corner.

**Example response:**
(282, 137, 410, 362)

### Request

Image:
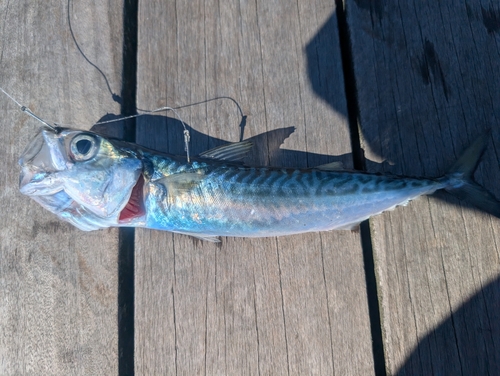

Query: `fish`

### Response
(19, 127, 500, 241)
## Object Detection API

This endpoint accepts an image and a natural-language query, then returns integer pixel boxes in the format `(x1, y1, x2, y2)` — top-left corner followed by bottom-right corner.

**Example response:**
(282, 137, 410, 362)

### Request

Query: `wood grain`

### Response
(135, 0, 374, 374)
(346, 0, 500, 374)
(0, 0, 123, 374)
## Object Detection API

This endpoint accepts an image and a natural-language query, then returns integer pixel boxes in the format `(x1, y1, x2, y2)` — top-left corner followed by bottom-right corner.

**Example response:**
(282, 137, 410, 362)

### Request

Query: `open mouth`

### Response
(119, 174, 145, 223)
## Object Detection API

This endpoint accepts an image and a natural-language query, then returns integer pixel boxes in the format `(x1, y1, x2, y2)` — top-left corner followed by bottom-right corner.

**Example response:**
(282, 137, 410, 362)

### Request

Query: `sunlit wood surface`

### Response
(1, 0, 499, 375)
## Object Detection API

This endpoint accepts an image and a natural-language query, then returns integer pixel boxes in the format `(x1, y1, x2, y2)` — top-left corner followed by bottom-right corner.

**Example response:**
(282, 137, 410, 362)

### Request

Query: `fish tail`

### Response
(443, 131, 500, 218)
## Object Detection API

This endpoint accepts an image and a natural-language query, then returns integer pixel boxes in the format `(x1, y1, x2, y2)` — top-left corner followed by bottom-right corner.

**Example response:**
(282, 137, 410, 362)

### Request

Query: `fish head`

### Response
(19, 128, 143, 229)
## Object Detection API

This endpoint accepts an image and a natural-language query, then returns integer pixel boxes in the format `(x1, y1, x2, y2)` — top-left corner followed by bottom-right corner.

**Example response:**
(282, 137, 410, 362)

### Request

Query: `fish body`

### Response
(19, 128, 500, 240)
(142, 155, 442, 237)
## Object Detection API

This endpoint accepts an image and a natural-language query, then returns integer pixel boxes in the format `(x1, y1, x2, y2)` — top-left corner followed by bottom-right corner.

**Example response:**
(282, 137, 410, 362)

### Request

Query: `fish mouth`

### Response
(118, 174, 146, 223)
(19, 164, 62, 196)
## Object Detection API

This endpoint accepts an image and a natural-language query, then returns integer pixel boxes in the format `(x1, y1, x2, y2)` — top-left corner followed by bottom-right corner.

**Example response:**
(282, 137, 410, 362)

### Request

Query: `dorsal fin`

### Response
(199, 141, 253, 161)
(315, 161, 344, 171)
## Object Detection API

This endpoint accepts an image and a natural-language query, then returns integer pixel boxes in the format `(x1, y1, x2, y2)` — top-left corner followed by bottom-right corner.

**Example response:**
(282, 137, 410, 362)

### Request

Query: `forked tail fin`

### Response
(443, 131, 500, 218)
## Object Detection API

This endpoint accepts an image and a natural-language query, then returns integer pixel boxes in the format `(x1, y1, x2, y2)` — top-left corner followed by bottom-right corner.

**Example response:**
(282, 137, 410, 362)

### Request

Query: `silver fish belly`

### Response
(18, 128, 500, 240)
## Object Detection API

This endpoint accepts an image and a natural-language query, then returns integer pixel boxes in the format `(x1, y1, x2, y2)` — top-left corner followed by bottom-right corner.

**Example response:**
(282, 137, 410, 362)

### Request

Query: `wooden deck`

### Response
(1, 0, 499, 375)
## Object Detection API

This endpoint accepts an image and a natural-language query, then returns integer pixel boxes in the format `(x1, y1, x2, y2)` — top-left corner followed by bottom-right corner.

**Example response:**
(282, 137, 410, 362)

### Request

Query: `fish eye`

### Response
(76, 139, 92, 154)
(70, 133, 99, 161)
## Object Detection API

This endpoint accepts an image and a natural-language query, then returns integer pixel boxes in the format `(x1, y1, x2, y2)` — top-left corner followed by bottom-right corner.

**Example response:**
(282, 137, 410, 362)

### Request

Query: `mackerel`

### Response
(19, 128, 500, 241)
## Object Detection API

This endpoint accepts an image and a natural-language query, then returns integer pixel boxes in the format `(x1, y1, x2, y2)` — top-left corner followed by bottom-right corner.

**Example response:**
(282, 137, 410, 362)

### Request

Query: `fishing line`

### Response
(92, 96, 246, 163)
(66, 0, 246, 129)
(0, 86, 246, 163)
(0, 86, 194, 160)
(0, 87, 58, 132)
(95, 96, 246, 160)
(67, 0, 122, 104)
(66, 0, 246, 161)
(93, 96, 245, 125)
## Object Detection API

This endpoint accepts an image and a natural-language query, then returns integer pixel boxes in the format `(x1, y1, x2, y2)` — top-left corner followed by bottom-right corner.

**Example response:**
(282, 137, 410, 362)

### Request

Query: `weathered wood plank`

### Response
(346, 1, 500, 374)
(0, 1, 123, 374)
(135, 1, 374, 374)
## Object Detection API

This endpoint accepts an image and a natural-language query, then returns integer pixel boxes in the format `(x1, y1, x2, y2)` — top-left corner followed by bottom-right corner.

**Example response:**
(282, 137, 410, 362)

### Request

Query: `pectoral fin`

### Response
(159, 172, 206, 196)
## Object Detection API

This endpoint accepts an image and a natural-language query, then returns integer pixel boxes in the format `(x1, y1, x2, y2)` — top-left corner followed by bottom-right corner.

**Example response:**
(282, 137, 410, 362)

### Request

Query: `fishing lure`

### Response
(8, 90, 500, 241)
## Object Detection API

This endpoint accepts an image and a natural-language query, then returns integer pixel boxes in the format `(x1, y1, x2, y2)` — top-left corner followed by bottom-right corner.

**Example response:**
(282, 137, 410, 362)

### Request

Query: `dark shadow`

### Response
(396, 276, 500, 375)
(306, 14, 348, 120)
(306, 7, 500, 376)
(306, 10, 500, 213)
(307, 10, 388, 375)
(92, 113, 355, 169)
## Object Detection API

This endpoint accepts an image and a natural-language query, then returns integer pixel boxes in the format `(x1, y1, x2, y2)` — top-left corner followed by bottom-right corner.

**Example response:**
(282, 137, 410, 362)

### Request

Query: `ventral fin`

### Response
(199, 141, 253, 162)
(335, 221, 362, 231)
(180, 232, 221, 242)
(315, 161, 344, 171)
